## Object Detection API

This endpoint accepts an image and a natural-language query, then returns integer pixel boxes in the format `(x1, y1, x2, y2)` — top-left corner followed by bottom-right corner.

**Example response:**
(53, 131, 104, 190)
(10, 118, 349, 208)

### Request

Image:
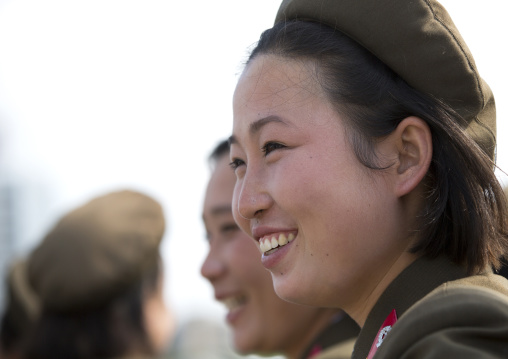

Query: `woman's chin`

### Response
(233, 334, 259, 356)
(273, 277, 304, 304)
(273, 278, 325, 307)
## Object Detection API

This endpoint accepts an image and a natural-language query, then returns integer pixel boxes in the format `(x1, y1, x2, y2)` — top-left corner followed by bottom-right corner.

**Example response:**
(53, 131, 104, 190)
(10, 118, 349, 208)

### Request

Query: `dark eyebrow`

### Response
(202, 205, 233, 224)
(229, 115, 288, 145)
(250, 115, 288, 134)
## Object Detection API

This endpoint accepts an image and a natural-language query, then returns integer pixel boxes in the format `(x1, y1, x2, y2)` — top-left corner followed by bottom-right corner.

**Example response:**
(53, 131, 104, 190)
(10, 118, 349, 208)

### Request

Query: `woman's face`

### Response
(201, 154, 334, 357)
(230, 55, 413, 313)
(144, 268, 175, 354)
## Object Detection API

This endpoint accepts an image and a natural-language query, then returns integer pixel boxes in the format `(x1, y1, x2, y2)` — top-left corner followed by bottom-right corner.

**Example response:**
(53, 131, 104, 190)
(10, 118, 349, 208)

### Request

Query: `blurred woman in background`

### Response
(24, 190, 175, 359)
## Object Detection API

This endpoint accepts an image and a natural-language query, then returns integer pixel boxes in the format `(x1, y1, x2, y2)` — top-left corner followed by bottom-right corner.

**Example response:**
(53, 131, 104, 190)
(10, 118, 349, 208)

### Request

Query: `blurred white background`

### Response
(0, 0, 506, 334)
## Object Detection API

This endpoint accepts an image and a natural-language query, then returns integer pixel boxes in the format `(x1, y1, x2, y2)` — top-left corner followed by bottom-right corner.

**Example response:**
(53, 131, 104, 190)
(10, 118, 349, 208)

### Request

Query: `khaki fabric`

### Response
(351, 257, 508, 358)
(376, 282, 508, 358)
(28, 190, 165, 312)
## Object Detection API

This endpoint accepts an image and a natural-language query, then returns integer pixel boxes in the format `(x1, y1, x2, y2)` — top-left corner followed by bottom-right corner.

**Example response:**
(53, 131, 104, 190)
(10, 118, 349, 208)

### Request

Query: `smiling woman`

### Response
(232, 53, 411, 308)
(230, 1, 508, 358)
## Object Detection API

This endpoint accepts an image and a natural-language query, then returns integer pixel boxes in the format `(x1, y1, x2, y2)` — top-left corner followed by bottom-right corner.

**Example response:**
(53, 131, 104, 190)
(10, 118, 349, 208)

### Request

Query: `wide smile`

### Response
(259, 233, 295, 254)
(220, 294, 247, 311)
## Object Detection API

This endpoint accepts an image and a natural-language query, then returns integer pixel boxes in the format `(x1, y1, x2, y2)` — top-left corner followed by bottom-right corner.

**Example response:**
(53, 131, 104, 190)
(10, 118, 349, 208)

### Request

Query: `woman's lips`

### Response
(219, 294, 248, 325)
(220, 294, 247, 311)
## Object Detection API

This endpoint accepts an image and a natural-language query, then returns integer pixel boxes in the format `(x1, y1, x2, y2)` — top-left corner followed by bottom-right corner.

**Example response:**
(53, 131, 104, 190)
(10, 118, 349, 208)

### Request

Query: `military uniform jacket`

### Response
(352, 256, 508, 359)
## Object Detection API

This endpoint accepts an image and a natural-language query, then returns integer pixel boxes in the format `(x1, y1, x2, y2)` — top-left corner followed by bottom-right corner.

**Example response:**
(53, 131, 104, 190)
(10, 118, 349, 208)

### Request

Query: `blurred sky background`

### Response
(0, 0, 507, 327)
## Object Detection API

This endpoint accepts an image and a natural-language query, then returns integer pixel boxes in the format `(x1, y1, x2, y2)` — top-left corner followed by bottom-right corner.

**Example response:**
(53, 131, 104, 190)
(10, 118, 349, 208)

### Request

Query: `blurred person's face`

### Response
(143, 268, 175, 354)
(201, 153, 335, 358)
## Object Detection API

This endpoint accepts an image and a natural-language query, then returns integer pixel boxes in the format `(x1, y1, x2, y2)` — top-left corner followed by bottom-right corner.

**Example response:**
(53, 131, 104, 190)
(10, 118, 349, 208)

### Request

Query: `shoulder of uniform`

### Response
(442, 271, 508, 297)
(373, 279, 508, 358)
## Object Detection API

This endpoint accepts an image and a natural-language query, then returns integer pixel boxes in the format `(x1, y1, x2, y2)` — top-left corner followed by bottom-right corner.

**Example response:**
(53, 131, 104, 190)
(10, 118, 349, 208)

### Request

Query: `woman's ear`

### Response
(382, 116, 433, 197)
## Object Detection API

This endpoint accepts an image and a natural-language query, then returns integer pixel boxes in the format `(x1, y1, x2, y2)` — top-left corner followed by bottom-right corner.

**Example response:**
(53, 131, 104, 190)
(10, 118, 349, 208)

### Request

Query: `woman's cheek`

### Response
(232, 186, 250, 235)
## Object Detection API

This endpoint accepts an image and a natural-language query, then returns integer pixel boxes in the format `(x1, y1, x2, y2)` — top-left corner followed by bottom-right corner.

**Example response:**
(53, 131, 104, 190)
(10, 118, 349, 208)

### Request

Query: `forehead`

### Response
(233, 55, 324, 119)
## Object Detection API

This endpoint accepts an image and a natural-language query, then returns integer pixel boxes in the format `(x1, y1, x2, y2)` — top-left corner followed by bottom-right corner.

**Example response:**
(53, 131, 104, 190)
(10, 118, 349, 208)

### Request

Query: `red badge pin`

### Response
(308, 345, 322, 358)
(366, 309, 397, 359)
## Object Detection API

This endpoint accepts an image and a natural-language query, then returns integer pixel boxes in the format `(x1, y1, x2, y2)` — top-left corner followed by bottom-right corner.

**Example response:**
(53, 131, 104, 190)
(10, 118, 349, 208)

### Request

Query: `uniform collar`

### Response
(352, 256, 467, 359)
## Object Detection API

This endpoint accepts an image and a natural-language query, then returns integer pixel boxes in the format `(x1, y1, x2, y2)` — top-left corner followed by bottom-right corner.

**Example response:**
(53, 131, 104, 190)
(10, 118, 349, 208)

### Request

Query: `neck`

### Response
(348, 188, 426, 327)
(348, 252, 419, 327)
(285, 309, 340, 359)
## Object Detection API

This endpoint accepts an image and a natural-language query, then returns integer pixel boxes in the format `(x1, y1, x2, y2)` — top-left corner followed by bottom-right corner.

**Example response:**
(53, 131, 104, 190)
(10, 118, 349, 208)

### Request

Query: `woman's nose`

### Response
(235, 169, 273, 221)
(200, 246, 226, 282)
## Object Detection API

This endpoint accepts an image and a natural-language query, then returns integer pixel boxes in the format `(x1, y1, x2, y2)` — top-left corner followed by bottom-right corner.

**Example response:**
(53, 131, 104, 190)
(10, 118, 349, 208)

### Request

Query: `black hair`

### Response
(23, 260, 161, 359)
(208, 139, 230, 170)
(247, 20, 508, 274)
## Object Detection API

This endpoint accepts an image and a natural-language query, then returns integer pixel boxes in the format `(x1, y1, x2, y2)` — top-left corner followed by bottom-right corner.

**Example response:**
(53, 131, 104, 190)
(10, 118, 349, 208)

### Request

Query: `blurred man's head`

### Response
(201, 140, 338, 358)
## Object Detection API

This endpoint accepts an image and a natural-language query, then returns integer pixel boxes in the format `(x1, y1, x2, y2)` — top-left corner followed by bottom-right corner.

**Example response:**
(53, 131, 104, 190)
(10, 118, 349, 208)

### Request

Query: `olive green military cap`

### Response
(275, 0, 496, 160)
(28, 190, 165, 312)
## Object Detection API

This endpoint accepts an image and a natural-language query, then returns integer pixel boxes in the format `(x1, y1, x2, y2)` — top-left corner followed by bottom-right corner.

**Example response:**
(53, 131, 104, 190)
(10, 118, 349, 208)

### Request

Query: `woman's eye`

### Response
(221, 223, 239, 234)
(229, 158, 245, 170)
(262, 142, 286, 156)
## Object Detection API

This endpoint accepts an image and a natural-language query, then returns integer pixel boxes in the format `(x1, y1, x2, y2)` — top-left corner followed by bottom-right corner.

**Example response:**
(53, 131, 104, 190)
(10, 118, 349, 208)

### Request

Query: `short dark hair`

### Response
(24, 260, 161, 359)
(208, 139, 230, 170)
(247, 20, 508, 274)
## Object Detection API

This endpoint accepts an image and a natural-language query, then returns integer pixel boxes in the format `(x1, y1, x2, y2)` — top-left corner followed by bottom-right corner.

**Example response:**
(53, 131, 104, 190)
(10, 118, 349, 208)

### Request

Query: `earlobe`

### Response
(392, 116, 432, 197)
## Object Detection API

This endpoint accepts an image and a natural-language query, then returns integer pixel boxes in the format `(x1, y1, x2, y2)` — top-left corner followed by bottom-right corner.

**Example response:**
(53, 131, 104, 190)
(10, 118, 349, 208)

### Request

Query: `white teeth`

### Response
(264, 237, 274, 251)
(259, 233, 296, 253)
(260, 240, 268, 252)
(278, 234, 288, 246)
(221, 295, 247, 310)
(260, 238, 272, 252)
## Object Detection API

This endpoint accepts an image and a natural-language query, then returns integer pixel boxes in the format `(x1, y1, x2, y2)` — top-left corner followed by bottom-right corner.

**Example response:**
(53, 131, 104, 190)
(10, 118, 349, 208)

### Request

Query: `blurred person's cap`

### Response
(28, 190, 165, 312)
